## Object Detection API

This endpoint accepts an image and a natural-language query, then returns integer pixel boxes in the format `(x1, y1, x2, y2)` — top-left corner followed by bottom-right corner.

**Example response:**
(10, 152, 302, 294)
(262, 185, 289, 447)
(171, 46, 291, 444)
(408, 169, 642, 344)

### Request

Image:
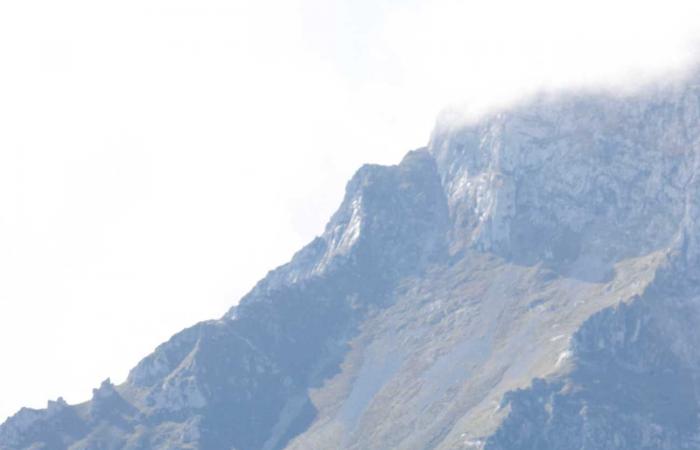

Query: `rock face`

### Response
(3, 73, 700, 450)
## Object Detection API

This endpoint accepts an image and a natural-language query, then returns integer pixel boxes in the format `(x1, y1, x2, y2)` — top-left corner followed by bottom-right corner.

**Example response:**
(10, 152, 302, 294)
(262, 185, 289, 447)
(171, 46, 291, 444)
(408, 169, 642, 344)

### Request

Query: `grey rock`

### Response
(4, 73, 700, 450)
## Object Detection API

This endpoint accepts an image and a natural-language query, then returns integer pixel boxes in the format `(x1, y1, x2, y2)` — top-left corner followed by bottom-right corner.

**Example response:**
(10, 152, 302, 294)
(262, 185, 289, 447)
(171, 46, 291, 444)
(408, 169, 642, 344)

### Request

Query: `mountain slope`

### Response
(3, 74, 700, 450)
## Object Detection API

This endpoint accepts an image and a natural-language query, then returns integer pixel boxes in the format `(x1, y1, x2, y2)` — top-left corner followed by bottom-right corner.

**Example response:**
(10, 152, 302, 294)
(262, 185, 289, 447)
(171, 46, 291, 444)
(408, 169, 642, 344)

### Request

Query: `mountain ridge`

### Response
(4, 72, 700, 449)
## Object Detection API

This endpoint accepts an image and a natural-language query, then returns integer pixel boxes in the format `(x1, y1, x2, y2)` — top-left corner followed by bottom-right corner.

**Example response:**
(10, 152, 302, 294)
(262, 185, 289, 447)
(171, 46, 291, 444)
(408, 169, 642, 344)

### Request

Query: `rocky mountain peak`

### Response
(5, 72, 700, 450)
(430, 77, 700, 279)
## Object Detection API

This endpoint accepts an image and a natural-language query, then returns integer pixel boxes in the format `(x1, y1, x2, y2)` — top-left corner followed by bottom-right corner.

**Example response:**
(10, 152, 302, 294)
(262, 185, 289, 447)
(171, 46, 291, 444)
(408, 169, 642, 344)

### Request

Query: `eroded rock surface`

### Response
(4, 74, 700, 450)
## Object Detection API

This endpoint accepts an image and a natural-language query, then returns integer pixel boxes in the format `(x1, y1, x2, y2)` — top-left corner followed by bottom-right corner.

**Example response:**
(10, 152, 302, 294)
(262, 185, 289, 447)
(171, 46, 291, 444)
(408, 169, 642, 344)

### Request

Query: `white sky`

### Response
(1, 0, 700, 421)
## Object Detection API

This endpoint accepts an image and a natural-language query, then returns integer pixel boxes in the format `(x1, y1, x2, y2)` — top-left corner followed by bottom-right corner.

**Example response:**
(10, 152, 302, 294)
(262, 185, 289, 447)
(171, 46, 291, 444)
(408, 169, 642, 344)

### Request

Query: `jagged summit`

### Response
(224, 148, 449, 308)
(4, 73, 700, 449)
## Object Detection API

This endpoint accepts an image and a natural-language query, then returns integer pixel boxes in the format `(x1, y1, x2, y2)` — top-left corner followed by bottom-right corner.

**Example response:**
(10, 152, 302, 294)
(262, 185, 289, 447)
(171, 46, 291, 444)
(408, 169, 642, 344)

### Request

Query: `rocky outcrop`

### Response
(4, 73, 700, 450)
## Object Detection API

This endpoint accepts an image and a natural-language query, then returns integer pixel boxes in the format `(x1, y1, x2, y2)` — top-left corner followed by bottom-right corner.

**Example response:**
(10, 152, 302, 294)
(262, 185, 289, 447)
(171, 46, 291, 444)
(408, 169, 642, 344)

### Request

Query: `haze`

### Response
(1, 0, 699, 421)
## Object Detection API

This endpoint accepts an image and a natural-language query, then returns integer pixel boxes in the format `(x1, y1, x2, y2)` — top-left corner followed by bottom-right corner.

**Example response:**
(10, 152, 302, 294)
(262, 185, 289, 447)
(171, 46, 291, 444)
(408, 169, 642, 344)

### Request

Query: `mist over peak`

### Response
(5, 59, 700, 449)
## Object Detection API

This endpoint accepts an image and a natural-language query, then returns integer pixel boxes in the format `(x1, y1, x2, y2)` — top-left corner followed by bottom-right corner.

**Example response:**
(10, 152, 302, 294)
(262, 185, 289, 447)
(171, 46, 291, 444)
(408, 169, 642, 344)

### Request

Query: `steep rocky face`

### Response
(3, 74, 700, 450)
(430, 82, 700, 275)
(0, 151, 450, 450)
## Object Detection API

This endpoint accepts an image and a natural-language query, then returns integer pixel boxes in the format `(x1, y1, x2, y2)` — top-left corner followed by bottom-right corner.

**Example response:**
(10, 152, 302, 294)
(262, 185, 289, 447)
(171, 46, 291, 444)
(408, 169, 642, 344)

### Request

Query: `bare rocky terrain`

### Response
(3, 72, 700, 449)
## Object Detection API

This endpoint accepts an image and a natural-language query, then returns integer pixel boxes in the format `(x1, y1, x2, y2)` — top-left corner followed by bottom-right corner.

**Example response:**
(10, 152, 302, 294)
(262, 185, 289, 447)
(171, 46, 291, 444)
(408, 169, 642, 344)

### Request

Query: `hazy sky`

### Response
(1, 0, 700, 420)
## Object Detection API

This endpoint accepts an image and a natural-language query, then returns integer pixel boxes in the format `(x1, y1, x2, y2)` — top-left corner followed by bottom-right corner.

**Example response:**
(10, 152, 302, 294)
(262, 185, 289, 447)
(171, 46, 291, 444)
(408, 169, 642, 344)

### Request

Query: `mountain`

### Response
(3, 72, 700, 450)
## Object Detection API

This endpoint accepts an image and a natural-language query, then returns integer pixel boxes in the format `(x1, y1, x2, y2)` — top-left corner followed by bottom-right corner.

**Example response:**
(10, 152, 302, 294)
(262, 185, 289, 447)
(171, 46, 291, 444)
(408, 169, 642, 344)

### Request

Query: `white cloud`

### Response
(1, 0, 699, 420)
